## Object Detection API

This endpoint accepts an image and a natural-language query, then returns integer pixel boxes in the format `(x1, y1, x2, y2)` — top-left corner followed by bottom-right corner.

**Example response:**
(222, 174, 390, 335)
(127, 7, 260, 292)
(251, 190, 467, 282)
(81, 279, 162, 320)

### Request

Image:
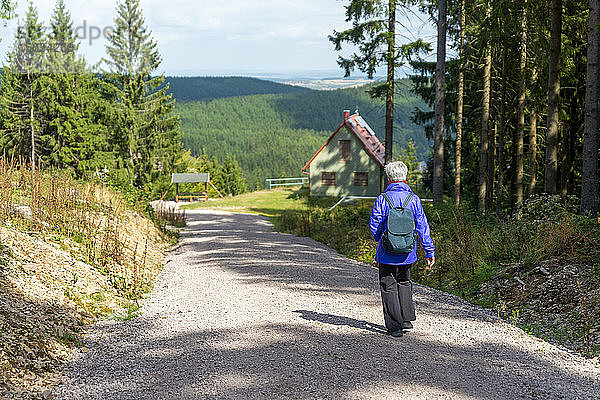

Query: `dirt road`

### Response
(56, 210, 600, 399)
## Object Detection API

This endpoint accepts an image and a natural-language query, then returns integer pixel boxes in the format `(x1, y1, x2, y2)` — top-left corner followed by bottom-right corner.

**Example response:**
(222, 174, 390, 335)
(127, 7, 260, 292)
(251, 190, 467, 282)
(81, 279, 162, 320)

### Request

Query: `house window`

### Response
(354, 172, 368, 186)
(322, 172, 336, 186)
(339, 140, 351, 162)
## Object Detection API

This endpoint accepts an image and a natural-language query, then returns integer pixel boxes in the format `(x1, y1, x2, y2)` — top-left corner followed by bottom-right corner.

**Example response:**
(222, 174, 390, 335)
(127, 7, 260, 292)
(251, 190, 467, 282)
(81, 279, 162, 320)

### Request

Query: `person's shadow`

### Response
(293, 310, 388, 335)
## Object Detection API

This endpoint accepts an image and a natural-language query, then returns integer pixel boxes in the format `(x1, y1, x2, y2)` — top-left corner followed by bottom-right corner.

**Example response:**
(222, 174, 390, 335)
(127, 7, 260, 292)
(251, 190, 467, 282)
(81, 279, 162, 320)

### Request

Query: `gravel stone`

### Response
(55, 210, 600, 399)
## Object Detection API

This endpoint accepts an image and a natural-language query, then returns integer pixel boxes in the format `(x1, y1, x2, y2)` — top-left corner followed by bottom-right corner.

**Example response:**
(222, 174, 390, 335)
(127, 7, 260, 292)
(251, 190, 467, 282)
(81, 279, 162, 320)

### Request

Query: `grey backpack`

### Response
(381, 192, 416, 254)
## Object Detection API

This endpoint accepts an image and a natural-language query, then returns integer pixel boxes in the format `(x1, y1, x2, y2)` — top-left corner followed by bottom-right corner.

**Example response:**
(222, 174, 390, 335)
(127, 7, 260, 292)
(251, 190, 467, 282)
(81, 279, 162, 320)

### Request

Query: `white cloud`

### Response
(0, 0, 435, 76)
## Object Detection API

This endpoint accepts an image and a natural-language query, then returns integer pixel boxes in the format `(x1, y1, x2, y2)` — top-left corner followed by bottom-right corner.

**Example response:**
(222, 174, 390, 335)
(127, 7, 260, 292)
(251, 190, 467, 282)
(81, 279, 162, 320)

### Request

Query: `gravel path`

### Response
(56, 210, 600, 399)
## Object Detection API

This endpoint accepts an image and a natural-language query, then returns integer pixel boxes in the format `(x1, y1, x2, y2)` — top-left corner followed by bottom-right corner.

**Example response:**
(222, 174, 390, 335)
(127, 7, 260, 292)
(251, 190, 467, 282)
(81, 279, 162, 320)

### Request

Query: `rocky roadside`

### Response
(0, 207, 167, 399)
(478, 258, 600, 359)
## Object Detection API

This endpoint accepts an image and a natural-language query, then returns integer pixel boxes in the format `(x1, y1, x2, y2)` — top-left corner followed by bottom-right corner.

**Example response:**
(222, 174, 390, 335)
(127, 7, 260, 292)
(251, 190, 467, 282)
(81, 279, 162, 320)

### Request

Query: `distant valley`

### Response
(166, 76, 429, 190)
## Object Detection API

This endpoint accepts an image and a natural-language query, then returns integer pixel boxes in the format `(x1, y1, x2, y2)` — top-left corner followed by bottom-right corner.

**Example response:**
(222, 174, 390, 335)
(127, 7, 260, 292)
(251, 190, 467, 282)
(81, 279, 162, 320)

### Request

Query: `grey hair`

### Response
(385, 161, 408, 182)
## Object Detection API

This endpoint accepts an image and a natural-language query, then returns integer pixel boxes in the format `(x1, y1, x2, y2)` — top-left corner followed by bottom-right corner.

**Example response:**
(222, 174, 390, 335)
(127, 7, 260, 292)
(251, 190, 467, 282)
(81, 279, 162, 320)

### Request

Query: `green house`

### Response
(302, 110, 385, 197)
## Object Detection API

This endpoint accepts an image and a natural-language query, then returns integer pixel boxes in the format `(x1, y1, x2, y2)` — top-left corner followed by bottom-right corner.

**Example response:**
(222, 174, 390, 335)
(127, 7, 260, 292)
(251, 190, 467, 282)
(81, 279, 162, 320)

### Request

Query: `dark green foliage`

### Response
(0, 2, 117, 177)
(165, 76, 310, 102)
(410, 0, 598, 213)
(0, 3, 48, 163)
(0, 0, 181, 196)
(177, 80, 429, 189)
(44, 0, 113, 175)
(213, 155, 246, 196)
(103, 0, 181, 190)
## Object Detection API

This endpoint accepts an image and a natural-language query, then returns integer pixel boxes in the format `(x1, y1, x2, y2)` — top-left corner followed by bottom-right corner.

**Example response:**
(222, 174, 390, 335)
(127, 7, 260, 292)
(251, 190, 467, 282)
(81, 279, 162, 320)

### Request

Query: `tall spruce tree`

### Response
(478, 0, 492, 211)
(545, 0, 562, 194)
(47, 0, 84, 74)
(45, 0, 112, 174)
(215, 154, 246, 196)
(454, 0, 466, 206)
(0, 2, 48, 167)
(581, 0, 599, 216)
(433, 0, 447, 204)
(104, 0, 181, 189)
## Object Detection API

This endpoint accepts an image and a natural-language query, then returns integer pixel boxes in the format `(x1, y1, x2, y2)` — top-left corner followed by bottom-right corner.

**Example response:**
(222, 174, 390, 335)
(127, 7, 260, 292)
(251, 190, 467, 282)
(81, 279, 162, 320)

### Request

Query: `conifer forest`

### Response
(331, 0, 600, 216)
(0, 0, 598, 216)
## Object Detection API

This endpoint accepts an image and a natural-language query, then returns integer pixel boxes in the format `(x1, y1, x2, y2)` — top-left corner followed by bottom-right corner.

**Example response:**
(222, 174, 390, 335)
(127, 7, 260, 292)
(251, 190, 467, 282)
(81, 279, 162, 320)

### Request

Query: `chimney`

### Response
(343, 110, 350, 121)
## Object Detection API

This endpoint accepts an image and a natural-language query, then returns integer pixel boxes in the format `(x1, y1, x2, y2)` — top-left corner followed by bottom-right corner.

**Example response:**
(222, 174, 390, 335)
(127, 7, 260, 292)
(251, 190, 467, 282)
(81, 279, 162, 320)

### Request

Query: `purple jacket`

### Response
(369, 182, 435, 265)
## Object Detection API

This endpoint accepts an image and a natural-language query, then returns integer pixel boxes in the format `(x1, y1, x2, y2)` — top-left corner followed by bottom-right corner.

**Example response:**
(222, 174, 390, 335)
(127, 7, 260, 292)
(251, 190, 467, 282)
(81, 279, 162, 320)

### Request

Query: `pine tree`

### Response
(0, 2, 48, 167)
(454, 0, 466, 206)
(44, 0, 112, 174)
(478, 0, 493, 211)
(433, 0, 447, 203)
(513, 0, 528, 206)
(545, 0, 562, 194)
(104, 0, 181, 188)
(581, 0, 599, 216)
(215, 155, 246, 196)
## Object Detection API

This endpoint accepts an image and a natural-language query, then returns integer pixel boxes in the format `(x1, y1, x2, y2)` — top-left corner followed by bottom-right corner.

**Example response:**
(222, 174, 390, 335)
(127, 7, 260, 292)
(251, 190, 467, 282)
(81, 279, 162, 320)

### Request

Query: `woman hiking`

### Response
(369, 161, 436, 337)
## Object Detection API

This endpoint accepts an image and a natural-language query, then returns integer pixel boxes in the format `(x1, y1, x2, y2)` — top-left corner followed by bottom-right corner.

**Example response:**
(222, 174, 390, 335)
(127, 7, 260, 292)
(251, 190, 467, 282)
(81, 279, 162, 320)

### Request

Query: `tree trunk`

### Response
(479, 0, 492, 211)
(496, 55, 507, 214)
(560, 124, 568, 198)
(487, 69, 496, 210)
(581, 0, 599, 216)
(433, 0, 447, 204)
(384, 0, 396, 166)
(514, 0, 527, 206)
(561, 92, 577, 198)
(527, 66, 539, 197)
(545, 0, 562, 194)
(454, 0, 465, 206)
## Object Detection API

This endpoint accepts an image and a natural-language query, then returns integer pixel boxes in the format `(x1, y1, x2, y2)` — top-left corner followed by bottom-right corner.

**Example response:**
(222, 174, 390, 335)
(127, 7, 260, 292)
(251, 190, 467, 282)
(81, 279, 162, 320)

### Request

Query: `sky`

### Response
(0, 0, 437, 78)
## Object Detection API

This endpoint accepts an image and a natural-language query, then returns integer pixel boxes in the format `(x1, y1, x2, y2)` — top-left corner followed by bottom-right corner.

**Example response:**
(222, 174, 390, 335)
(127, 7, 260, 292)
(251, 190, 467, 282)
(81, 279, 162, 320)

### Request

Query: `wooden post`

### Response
(209, 182, 224, 198)
(160, 183, 173, 201)
(205, 182, 209, 202)
(176, 183, 179, 203)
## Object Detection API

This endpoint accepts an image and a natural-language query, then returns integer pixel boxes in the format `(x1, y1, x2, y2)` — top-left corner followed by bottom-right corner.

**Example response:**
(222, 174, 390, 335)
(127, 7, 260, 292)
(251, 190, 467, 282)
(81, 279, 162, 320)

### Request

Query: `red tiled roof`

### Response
(302, 112, 386, 172)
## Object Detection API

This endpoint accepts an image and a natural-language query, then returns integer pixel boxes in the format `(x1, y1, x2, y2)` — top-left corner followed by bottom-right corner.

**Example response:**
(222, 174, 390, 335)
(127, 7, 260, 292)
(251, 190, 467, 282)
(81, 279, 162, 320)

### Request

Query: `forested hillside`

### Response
(176, 81, 429, 189)
(165, 76, 310, 102)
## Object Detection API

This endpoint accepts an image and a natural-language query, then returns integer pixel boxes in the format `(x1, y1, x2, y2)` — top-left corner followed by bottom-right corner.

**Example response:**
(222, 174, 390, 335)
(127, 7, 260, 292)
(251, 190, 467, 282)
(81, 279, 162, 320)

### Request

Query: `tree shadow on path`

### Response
(56, 210, 600, 400)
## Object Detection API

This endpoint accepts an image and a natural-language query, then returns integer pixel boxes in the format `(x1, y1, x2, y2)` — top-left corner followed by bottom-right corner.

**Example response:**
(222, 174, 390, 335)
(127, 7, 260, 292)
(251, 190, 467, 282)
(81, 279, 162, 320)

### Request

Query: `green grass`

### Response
(181, 187, 336, 218)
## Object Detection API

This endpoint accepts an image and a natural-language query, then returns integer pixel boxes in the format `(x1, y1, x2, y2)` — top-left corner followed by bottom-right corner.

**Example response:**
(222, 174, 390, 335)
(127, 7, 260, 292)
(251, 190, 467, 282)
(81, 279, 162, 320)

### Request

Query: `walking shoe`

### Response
(402, 321, 413, 330)
(390, 329, 404, 337)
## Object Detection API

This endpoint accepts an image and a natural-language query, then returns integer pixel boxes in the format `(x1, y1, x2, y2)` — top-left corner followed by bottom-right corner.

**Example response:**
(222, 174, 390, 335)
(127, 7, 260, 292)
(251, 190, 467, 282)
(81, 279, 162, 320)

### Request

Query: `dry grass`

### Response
(0, 157, 168, 398)
(0, 157, 165, 299)
(152, 202, 186, 230)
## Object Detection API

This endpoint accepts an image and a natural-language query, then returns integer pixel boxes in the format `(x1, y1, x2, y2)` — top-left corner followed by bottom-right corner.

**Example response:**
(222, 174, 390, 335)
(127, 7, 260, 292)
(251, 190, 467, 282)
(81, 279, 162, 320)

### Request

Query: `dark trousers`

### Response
(378, 263, 416, 331)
